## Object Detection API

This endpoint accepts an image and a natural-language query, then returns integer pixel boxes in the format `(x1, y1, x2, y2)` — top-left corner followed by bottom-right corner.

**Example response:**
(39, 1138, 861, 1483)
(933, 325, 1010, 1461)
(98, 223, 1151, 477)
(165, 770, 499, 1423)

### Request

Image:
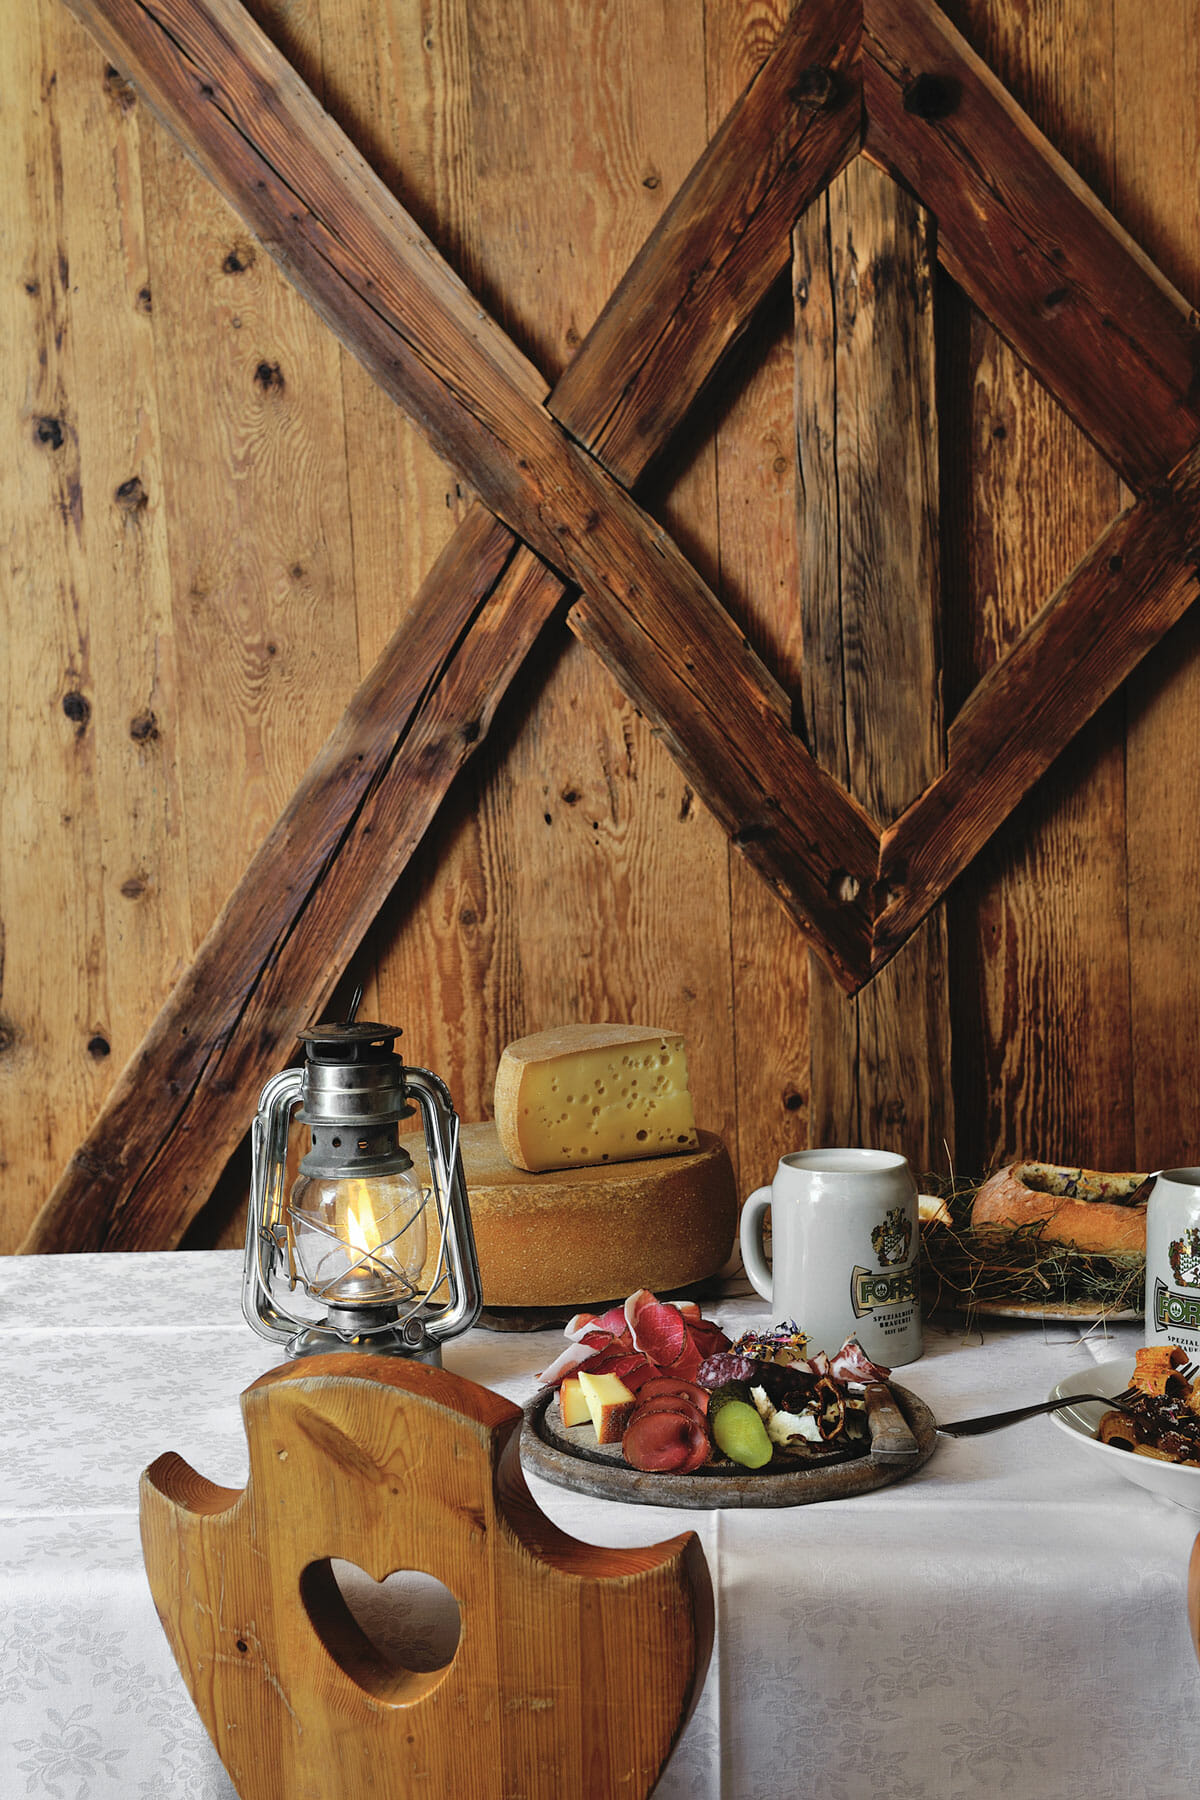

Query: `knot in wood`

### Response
(791, 66, 836, 113)
(115, 475, 148, 512)
(826, 868, 861, 907)
(902, 73, 961, 121)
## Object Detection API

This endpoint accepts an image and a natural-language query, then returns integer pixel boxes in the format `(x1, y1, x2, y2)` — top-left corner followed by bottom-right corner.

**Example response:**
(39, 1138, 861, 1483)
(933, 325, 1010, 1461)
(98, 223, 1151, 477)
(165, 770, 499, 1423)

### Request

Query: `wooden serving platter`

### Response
(521, 1383, 937, 1509)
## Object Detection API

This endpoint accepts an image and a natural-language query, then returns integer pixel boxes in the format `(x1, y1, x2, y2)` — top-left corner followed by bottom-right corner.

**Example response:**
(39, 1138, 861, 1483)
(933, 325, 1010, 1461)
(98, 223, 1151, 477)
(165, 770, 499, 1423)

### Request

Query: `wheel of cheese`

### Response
(970, 1161, 1150, 1257)
(407, 1122, 737, 1308)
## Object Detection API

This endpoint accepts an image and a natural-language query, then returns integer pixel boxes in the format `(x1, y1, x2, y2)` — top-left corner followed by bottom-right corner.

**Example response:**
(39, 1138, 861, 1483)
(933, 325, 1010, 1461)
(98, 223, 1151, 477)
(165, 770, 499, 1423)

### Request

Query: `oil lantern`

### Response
(242, 1018, 481, 1361)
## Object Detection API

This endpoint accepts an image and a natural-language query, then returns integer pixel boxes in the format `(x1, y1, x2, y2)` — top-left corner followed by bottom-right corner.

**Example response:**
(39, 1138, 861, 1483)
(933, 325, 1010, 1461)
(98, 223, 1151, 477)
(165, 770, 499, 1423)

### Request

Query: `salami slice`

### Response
(697, 1351, 758, 1388)
(622, 1407, 711, 1474)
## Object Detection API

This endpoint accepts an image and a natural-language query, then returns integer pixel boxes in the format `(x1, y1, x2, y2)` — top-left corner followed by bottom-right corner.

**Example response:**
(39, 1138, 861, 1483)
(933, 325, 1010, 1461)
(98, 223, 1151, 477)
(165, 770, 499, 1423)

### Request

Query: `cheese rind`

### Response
(494, 1024, 698, 1173)
(409, 1122, 737, 1308)
(577, 1370, 637, 1444)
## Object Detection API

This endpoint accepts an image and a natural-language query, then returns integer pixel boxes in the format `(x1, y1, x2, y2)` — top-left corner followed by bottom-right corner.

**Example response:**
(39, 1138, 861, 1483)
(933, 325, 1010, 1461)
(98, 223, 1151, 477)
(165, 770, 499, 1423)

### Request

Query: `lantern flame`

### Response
(344, 1188, 379, 1258)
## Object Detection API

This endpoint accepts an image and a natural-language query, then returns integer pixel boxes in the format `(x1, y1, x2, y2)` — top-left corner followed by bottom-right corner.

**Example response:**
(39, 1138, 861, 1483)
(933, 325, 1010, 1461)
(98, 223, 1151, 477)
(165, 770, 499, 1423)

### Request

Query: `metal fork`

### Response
(938, 1360, 1198, 1439)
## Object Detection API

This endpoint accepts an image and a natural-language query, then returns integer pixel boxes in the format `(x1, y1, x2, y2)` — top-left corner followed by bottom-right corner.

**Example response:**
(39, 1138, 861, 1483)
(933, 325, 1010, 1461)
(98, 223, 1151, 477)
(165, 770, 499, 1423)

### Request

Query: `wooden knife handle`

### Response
(865, 1382, 920, 1459)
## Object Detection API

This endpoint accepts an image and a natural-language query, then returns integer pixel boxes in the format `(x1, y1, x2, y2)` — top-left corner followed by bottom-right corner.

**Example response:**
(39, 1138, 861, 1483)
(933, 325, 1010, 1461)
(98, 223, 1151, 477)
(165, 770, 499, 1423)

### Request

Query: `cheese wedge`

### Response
(494, 1024, 698, 1172)
(558, 1376, 592, 1428)
(577, 1370, 637, 1445)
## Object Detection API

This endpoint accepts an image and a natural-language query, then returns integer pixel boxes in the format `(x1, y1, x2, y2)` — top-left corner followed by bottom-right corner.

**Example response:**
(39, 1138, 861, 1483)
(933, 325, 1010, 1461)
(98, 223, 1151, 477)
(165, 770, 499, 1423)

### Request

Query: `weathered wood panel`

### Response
(933, 0, 1133, 1172)
(864, 0, 1200, 495)
(704, 1, 812, 1198)
(6, 0, 1200, 1257)
(21, 0, 875, 1252)
(1114, 1, 1200, 1172)
(796, 158, 952, 1171)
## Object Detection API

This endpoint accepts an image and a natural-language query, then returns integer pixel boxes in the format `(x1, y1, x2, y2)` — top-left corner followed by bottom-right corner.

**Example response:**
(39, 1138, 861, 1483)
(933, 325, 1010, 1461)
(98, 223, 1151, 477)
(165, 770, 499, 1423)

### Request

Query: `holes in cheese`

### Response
(493, 1024, 699, 1172)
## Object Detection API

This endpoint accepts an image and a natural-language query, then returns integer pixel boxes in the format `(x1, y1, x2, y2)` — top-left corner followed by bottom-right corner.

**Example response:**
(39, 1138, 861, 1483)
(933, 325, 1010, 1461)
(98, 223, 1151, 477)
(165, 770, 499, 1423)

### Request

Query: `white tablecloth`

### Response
(3, 1251, 1199, 1799)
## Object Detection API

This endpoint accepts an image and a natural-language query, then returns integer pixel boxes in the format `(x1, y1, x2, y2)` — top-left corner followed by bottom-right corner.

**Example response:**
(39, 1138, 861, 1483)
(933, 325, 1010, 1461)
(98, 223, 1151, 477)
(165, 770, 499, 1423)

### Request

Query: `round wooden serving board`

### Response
(521, 1384, 937, 1509)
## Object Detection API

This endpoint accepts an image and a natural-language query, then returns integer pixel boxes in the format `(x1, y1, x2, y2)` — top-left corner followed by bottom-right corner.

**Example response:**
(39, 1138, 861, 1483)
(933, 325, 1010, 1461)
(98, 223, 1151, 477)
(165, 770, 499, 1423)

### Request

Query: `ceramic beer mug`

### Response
(739, 1148, 923, 1366)
(1145, 1168, 1200, 1361)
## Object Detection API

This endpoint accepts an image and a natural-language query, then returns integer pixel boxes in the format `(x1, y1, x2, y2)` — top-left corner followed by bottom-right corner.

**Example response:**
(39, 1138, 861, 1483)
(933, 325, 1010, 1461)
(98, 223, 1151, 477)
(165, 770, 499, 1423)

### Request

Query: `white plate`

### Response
(1049, 1356, 1200, 1512)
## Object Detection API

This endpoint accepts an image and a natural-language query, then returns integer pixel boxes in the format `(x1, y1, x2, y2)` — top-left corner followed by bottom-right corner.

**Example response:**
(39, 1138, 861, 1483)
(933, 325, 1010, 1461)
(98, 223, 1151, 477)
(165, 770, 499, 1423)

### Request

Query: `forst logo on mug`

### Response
(871, 1206, 913, 1268)
(1168, 1227, 1200, 1288)
(1152, 1229, 1200, 1335)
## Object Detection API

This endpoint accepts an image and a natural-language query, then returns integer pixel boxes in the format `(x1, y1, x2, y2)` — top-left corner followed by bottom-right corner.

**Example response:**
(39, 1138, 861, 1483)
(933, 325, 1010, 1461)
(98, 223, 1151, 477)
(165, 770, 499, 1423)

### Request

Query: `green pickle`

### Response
(707, 1381, 773, 1469)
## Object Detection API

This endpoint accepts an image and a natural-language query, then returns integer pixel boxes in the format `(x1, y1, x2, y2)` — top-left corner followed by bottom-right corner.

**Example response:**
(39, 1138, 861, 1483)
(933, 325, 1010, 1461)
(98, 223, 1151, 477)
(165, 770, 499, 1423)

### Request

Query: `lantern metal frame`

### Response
(242, 1029, 481, 1362)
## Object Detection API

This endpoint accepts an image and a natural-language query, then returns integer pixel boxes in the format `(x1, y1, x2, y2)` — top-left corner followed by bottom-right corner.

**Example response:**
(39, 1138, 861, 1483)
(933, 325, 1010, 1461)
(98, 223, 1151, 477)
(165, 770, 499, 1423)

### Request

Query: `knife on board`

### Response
(864, 1381, 921, 1460)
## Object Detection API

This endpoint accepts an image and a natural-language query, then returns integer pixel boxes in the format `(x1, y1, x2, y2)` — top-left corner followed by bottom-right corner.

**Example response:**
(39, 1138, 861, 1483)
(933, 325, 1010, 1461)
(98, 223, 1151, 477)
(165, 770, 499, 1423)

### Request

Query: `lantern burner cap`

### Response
(297, 1021, 410, 1124)
(300, 1021, 403, 1064)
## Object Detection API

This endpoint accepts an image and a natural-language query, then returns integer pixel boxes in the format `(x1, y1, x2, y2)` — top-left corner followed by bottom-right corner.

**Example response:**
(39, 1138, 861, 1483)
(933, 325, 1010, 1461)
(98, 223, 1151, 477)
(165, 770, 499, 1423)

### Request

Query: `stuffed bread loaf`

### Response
(969, 1161, 1150, 1257)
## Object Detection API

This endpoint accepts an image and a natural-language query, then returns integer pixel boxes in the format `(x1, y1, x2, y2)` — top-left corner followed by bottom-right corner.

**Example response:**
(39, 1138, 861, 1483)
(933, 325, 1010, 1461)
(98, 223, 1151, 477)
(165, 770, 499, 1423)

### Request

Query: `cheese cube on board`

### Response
(493, 1024, 698, 1172)
(577, 1370, 637, 1445)
(558, 1376, 592, 1428)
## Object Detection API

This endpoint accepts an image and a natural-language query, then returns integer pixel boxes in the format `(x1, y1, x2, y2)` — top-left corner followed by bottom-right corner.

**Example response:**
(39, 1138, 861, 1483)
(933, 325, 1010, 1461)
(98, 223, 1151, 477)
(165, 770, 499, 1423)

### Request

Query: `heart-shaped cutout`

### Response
(300, 1559, 461, 1704)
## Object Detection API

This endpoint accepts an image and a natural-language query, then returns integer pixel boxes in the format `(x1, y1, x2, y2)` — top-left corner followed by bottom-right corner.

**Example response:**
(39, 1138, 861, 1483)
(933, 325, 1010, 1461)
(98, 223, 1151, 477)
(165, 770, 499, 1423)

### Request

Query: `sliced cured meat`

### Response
(636, 1377, 710, 1413)
(628, 1299, 688, 1367)
(827, 1338, 891, 1385)
(662, 1332, 704, 1381)
(581, 1350, 651, 1384)
(697, 1351, 758, 1388)
(621, 1361, 660, 1392)
(589, 1302, 636, 1338)
(622, 1407, 710, 1474)
(628, 1398, 707, 1425)
(535, 1341, 603, 1387)
(686, 1320, 732, 1359)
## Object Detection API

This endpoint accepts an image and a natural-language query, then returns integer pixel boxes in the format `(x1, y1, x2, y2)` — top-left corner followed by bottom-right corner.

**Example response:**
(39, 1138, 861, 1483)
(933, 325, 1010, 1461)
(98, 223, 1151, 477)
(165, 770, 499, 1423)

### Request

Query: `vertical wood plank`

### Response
(361, 0, 740, 1168)
(134, 0, 364, 1250)
(0, 0, 195, 1245)
(937, 0, 1129, 1171)
(140, 112, 361, 944)
(795, 157, 953, 1171)
(702, 0, 811, 1199)
(312, 0, 485, 1110)
(1113, 0, 1200, 1168)
(1, 0, 105, 1234)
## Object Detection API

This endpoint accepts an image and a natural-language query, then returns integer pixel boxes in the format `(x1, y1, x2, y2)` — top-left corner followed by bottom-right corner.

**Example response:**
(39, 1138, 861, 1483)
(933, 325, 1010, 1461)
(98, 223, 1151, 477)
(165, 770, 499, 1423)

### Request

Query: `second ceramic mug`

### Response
(739, 1148, 923, 1366)
(1145, 1167, 1200, 1362)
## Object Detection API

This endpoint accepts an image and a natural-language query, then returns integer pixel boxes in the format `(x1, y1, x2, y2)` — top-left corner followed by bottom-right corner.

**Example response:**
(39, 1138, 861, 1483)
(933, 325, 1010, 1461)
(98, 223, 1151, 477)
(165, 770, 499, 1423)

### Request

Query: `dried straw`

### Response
(918, 1173, 1144, 1323)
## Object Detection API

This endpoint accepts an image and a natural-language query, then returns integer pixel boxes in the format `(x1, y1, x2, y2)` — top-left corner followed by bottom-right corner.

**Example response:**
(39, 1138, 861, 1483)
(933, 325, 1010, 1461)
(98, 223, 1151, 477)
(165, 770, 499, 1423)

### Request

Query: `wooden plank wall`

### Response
(1, 0, 1198, 1255)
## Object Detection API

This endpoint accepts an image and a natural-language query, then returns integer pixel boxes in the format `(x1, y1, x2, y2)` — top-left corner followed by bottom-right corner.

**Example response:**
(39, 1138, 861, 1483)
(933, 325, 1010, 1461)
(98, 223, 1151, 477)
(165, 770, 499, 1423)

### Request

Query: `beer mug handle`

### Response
(739, 1185, 773, 1303)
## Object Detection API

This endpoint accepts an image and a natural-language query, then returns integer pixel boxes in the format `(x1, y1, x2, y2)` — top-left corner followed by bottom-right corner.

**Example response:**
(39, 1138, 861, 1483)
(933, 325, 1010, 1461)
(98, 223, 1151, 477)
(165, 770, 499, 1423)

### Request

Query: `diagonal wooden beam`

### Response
(873, 443, 1200, 969)
(24, 0, 865, 1252)
(862, 0, 1200, 495)
(548, 14, 861, 485)
(59, 0, 871, 927)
